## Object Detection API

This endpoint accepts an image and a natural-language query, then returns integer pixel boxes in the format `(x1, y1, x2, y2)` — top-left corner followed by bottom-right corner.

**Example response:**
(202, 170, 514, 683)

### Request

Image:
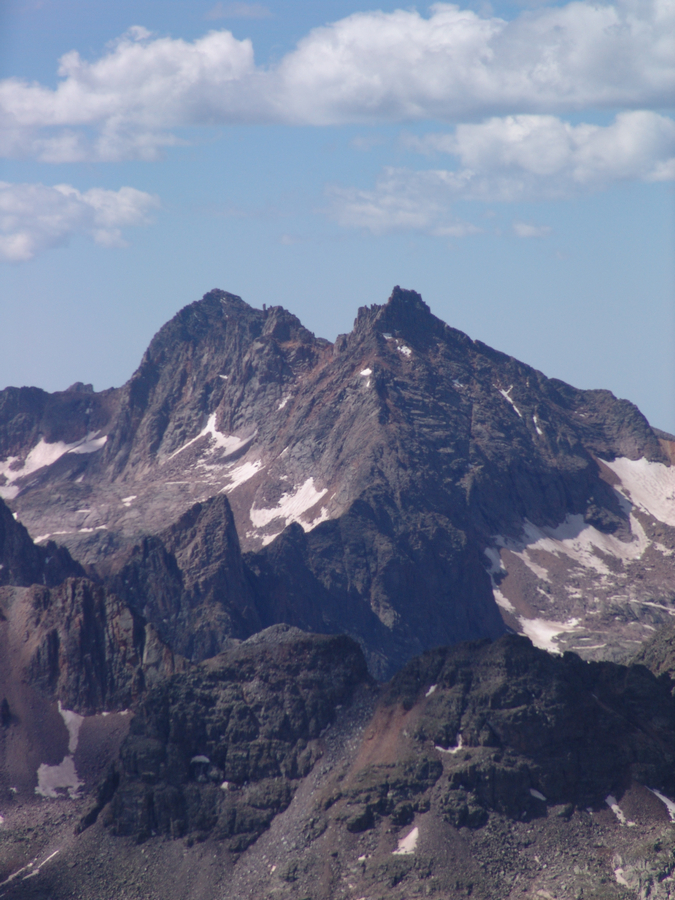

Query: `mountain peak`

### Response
(353, 285, 445, 348)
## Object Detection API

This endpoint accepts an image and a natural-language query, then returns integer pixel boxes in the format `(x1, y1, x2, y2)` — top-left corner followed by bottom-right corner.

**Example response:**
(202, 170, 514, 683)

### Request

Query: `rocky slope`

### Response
(1, 287, 674, 674)
(4, 628, 675, 899)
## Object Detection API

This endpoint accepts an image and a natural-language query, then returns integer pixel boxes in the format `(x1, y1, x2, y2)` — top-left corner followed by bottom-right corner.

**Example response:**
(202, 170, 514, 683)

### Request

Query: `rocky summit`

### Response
(0, 286, 675, 899)
(1, 287, 674, 675)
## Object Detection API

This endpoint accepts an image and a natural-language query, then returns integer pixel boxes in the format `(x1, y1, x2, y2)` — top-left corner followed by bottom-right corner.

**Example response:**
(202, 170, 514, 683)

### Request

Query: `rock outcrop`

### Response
(0, 496, 83, 588)
(101, 626, 370, 848)
(103, 493, 260, 662)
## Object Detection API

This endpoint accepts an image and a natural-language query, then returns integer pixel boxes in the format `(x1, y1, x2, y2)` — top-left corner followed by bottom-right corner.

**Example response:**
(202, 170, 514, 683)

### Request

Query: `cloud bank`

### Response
(1, 1, 673, 161)
(0, 182, 159, 261)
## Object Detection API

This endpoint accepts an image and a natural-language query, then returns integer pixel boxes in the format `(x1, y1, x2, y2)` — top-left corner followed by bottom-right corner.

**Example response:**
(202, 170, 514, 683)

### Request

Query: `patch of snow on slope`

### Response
(436, 735, 463, 754)
(392, 826, 418, 855)
(222, 460, 262, 491)
(493, 589, 515, 613)
(35, 703, 84, 799)
(484, 547, 506, 576)
(604, 457, 675, 527)
(425, 684, 437, 697)
(250, 478, 328, 530)
(518, 550, 551, 582)
(501, 514, 650, 576)
(530, 789, 547, 801)
(0, 433, 107, 499)
(533, 414, 544, 436)
(605, 795, 636, 827)
(397, 344, 412, 357)
(519, 617, 580, 654)
(168, 413, 249, 460)
(496, 385, 522, 417)
(648, 788, 675, 822)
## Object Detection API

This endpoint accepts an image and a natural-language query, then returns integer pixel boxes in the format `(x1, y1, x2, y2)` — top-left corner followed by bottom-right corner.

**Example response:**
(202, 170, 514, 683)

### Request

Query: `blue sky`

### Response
(1, 0, 674, 432)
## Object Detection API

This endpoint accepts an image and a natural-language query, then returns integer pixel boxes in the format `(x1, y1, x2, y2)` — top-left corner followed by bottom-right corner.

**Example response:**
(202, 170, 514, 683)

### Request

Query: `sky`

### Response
(1, 0, 674, 432)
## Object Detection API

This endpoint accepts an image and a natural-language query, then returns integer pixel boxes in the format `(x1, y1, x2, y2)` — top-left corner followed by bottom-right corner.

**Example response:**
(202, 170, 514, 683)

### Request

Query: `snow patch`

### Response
(519, 551, 551, 582)
(519, 617, 580, 654)
(604, 457, 675, 527)
(0, 433, 107, 499)
(35, 703, 84, 799)
(484, 546, 506, 576)
(397, 344, 412, 357)
(360, 368, 372, 377)
(499, 514, 650, 577)
(250, 478, 328, 530)
(614, 867, 630, 887)
(529, 789, 546, 802)
(121, 495, 137, 506)
(496, 385, 522, 418)
(277, 395, 291, 410)
(436, 735, 463, 754)
(493, 588, 515, 613)
(59, 702, 83, 754)
(648, 788, 675, 822)
(168, 413, 249, 461)
(425, 684, 437, 697)
(392, 826, 418, 855)
(222, 460, 262, 491)
(533, 414, 544, 436)
(191, 755, 210, 765)
(605, 795, 636, 827)
(0, 850, 60, 889)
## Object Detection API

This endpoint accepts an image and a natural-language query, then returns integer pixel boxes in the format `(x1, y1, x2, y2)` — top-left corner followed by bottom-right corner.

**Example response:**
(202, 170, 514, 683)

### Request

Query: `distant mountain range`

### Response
(1, 286, 675, 899)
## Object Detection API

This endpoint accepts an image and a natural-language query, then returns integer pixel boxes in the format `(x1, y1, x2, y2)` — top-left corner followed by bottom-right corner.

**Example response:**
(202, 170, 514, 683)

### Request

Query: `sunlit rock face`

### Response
(1, 287, 675, 675)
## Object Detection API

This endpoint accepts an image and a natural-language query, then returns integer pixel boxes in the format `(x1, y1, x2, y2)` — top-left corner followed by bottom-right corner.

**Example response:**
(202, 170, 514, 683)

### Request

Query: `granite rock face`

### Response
(103, 493, 260, 663)
(0, 496, 83, 588)
(0, 576, 181, 716)
(101, 626, 369, 848)
(1, 287, 674, 673)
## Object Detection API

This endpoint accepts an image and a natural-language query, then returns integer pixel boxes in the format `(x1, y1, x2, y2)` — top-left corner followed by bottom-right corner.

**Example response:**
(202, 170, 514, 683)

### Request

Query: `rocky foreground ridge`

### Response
(4, 615, 675, 898)
(1, 287, 674, 674)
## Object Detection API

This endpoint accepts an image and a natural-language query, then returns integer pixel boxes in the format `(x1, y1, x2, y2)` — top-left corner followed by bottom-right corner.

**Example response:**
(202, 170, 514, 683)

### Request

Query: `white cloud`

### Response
(405, 111, 675, 195)
(205, 2, 272, 19)
(329, 110, 675, 236)
(0, 1, 674, 160)
(328, 169, 482, 237)
(0, 182, 159, 261)
(0, 28, 257, 161)
(513, 221, 552, 238)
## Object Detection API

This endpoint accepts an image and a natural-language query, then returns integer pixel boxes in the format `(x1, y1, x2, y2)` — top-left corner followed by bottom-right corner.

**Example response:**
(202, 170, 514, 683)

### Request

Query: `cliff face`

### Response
(1, 287, 674, 674)
(5, 628, 671, 900)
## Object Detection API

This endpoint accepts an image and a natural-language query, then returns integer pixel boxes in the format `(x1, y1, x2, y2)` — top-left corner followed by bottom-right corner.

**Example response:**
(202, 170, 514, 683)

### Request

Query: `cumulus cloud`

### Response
(0, 1, 674, 160)
(0, 182, 159, 261)
(329, 110, 675, 236)
(404, 111, 675, 195)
